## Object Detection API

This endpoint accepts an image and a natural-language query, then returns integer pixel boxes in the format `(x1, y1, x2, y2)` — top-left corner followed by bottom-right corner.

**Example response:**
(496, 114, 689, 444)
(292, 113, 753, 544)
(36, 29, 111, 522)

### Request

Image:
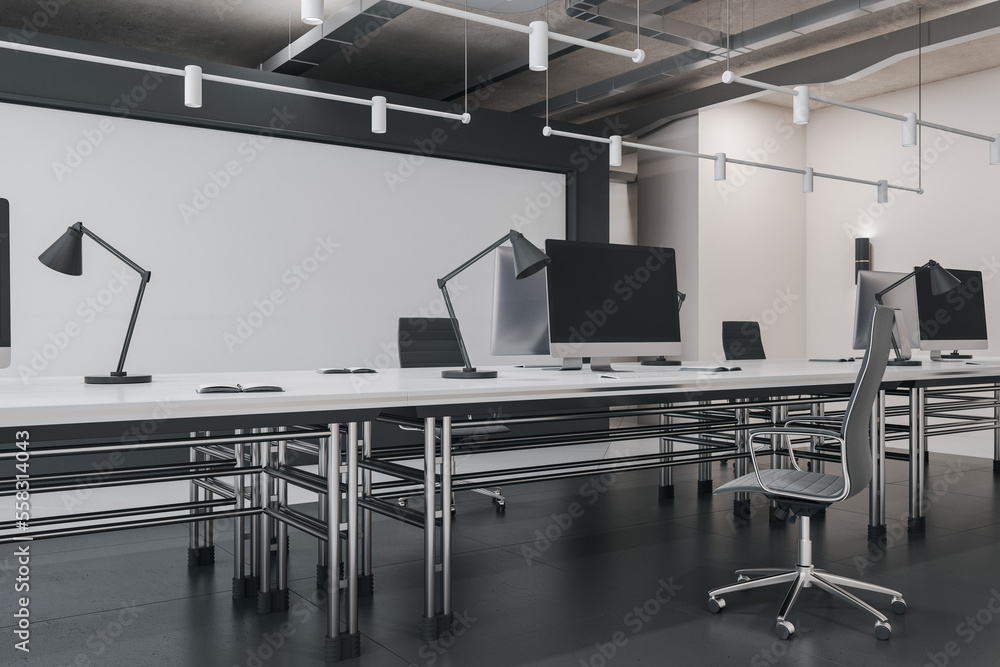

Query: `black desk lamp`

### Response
(438, 229, 550, 379)
(641, 290, 686, 366)
(874, 259, 961, 367)
(39, 222, 152, 384)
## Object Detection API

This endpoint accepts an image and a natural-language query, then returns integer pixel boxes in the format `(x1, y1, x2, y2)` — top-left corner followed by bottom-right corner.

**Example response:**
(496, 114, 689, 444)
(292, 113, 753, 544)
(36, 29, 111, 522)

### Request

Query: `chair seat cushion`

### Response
(716, 468, 845, 501)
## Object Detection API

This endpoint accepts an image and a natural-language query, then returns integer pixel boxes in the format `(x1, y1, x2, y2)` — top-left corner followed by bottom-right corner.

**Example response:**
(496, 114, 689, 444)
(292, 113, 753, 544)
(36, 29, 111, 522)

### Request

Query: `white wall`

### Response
(806, 66, 1000, 357)
(698, 102, 807, 360)
(636, 103, 807, 361)
(637, 115, 700, 359)
(1, 102, 564, 380)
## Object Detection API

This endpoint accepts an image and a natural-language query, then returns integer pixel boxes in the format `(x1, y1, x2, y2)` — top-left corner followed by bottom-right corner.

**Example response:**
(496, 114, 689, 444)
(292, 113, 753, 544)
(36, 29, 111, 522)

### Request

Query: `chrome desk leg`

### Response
(908, 387, 927, 532)
(441, 416, 453, 624)
(868, 391, 887, 542)
(994, 385, 1000, 475)
(249, 429, 261, 598)
(188, 433, 215, 567)
(257, 429, 274, 614)
(232, 433, 255, 599)
(360, 421, 374, 597)
(325, 423, 359, 661)
(733, 401, 750, 519)
(317, 429, 329, 589)
(658, 405, 674, 499)
(422, 417, 439, 640)
(275, 427, 290, 610)
(769, 405, 788, 522)
(346, 423, 360, 640)
(697, 401, 713, 494)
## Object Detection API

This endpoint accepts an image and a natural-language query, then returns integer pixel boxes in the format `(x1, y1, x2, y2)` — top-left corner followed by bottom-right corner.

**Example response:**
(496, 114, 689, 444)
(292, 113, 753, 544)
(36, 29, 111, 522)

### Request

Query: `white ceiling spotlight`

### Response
(371, 96, 387, 134)
(542, 126, 921, 203)
(184, 65, 202, 109)
(301, 0, 324, 26)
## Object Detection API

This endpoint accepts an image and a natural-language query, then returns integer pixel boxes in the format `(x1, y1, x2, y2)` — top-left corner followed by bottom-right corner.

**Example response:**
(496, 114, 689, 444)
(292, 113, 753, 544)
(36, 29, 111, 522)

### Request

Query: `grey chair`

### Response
(396, 317, 506, 511)
(707, 304, 905, 640)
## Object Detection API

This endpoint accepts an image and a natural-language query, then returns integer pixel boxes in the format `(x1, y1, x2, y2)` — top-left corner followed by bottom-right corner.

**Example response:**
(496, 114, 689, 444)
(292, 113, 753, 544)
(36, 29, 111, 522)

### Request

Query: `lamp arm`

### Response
(115, 271, 150, 376)
(873, 261, 932, 303)
(436, 232, 512, 289)
(75, 222, 149, 280)
(439, 282, 474, 372)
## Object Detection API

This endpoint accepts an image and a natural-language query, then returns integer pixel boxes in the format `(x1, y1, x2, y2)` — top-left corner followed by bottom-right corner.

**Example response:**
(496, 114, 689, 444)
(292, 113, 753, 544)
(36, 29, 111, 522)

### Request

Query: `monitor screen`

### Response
(490, 246, 550, 356)
(0, 200, 8, 369)
(853, 270, 918, 353)
(914, 268, 988, 352)
(545, 240, 681, 361)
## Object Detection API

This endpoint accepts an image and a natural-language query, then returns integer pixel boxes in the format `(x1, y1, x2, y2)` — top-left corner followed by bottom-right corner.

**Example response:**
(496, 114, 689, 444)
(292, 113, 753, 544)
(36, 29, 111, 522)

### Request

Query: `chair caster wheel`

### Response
(707, 597, 725, 613)
(736, 574, 751, 584)
(397, 498, 407, 508)
(494, 500, 505, 513)
(875, 620, 891, 640)
(775, 620, 794, 640)
(891, 597, 907, 615)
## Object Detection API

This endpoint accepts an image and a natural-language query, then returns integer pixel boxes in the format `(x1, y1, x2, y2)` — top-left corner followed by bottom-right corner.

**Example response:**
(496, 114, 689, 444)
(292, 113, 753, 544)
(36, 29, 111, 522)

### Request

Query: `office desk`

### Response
(2, 361, 999, 661)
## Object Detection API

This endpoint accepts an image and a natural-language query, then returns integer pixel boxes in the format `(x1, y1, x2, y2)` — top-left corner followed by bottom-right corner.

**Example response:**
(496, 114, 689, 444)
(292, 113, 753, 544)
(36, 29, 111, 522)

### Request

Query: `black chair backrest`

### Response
(398, 318, 464, 369)
(839, 304, 894, 499)
(722, 321, 766, 360)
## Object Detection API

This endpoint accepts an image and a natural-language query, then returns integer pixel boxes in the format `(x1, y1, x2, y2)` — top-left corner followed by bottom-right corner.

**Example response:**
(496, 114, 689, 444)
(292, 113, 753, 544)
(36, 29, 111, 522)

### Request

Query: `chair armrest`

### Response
(746, 428, 850, 502)
(783, 415, 841, 429)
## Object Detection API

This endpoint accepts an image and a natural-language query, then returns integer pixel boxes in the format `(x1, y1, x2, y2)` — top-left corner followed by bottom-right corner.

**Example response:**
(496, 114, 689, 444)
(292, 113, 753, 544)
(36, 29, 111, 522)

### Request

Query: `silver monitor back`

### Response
(853, 270, 918, 353)
(490, 246, 550, 356)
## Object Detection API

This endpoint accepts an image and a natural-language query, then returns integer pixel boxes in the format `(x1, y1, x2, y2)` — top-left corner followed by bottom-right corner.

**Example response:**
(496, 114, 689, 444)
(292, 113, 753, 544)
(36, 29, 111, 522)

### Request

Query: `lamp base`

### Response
(641, 357, 682, 366)
(85, 373, 152, 384)
(441, 368, 497, 379)
(887, 359, 921, 367)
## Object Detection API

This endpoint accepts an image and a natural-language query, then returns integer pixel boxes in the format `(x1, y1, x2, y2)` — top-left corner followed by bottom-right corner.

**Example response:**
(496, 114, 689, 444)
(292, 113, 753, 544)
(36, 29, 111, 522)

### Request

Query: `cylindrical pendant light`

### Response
(991, 134, 1000, 165)
(714, 153, 726, 181)
(184, 65, 202, 109)
(877, 179, 888, 204)
(793, 85, 810, 125)
(301, 0, 324, 25)
(802, 167, 814, 194)
(371, 96, 387, 134)
(529, 21, 548, 72)
(609, 135, 622, 167)
(902, 112, 917, 147)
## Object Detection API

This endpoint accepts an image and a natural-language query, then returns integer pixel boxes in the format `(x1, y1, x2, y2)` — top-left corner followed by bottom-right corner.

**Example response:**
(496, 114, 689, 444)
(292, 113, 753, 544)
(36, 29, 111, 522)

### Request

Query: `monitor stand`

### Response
(589, 357, 625, 373)
(543, 357, 584, 371)
(641, 356, 681, 366)
(931, 350, 972, 361)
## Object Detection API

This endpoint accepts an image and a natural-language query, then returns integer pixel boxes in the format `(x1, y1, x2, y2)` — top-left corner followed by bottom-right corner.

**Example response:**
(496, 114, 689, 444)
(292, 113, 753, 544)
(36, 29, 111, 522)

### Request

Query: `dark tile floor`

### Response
(4, 452, 1000, 666)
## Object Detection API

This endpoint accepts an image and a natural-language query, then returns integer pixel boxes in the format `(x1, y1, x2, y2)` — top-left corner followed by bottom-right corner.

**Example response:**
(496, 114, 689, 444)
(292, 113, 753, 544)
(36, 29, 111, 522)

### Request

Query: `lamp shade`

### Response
(301, 0, 324, 24)
(39, 224, 84, 276)
(927, 261, 962, 295)
(509, 230, 550, 279)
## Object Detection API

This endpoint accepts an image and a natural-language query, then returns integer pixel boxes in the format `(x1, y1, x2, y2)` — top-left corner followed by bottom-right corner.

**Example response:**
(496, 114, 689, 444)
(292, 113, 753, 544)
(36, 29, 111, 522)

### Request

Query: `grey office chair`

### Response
(396, 318, 506, 511)
(708, 304, 905, 640)
(722, 320, 766, 360)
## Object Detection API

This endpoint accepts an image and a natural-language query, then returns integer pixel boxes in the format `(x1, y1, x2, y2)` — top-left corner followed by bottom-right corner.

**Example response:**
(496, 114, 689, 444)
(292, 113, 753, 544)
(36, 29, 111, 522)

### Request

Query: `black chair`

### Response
(396, 317, 506, 511)
(722, 321, 766, 360)
(707, 304, 904, 640)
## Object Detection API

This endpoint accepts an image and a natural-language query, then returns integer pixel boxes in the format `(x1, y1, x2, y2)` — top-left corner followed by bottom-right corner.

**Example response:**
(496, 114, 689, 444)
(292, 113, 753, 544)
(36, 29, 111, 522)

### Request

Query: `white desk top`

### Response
(2, 359, 1000, 428)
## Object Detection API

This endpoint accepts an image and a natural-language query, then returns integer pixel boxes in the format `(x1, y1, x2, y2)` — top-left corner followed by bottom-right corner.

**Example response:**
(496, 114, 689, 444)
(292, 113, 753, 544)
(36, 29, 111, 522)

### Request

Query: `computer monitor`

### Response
(853, 270, 918, 357)
(0, 200, 9, 369)
(545, 239, 681, 371)
(490, 245, 550, 356)
(914, 267, 988, 360)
